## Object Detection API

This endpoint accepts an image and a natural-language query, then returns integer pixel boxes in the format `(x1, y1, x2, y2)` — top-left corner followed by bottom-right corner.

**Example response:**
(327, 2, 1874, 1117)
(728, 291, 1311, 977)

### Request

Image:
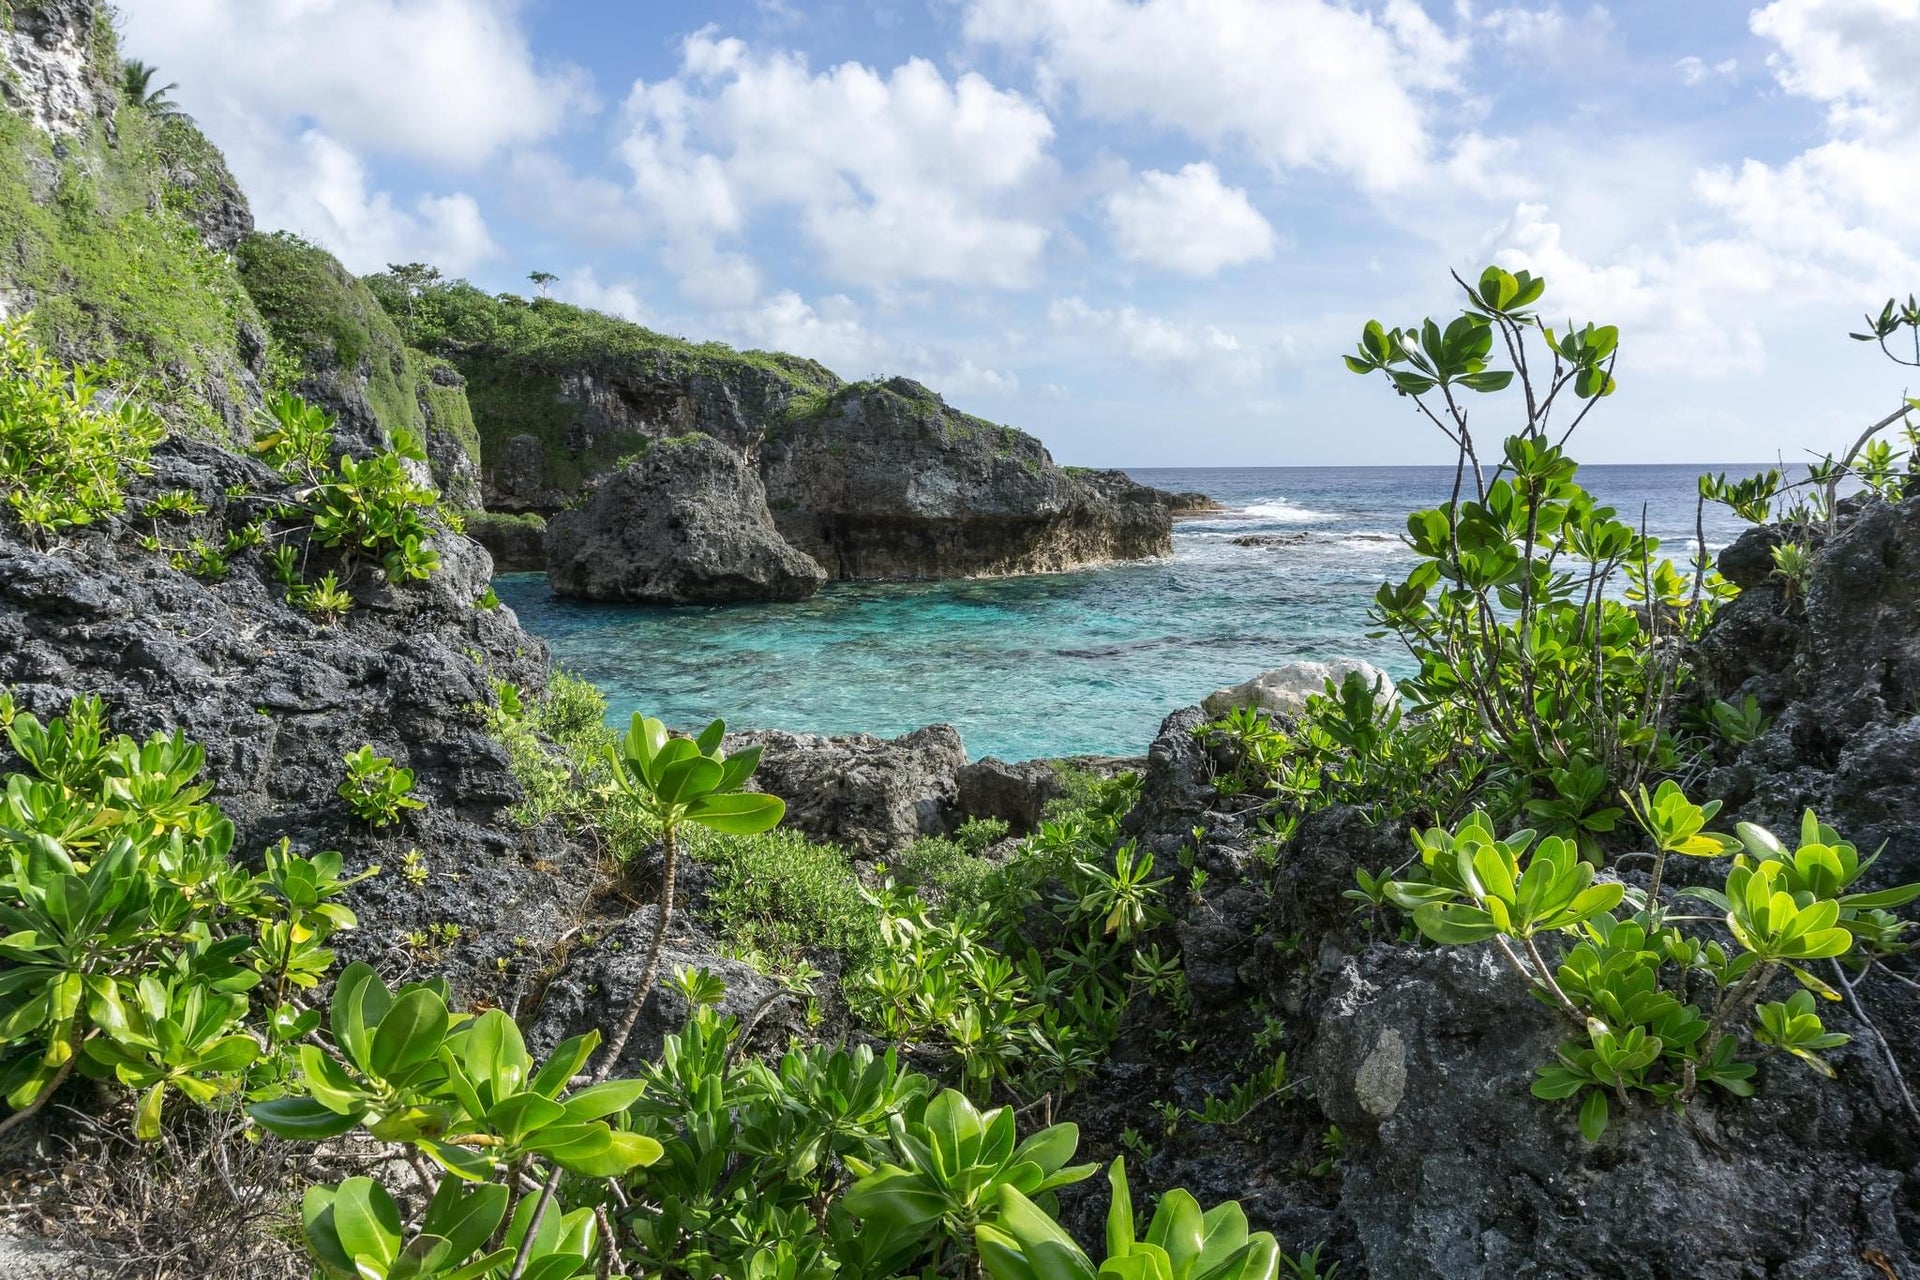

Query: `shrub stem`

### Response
(590, 821, 679, 1085)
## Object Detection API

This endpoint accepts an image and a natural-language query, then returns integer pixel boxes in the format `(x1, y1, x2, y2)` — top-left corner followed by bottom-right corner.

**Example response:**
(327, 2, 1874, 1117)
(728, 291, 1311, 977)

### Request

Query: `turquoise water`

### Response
(492, 465, 1762, 761)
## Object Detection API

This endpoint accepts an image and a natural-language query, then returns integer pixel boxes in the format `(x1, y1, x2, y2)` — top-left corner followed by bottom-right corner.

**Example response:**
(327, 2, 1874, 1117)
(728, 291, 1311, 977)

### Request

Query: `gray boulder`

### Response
(955, 756, 1065, 833)
(762, 378, 1172, 579)
(1201, 658, 1397, 720)
(1310, 944, 1914, 1279)
(545, 435, 827, 603)
(725, 724, 968, 856)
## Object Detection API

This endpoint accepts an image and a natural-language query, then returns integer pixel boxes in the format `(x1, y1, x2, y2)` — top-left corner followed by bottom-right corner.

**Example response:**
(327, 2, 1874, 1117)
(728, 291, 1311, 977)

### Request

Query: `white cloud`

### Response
(726, 292, 1021, 396)
(1105, 163, 1277, 276)
(504, 153, 648, 247)
(1677, 55, 1739, 86)
(553, 269, 653, 324)
(1752, 0, 1920, 135)
(116, 0, 593, 168)
(1048, 296, 1265, 385)
(620, 31, 1057, 297)
(963, 0, 1467, 190)
(258, 130, 499, 275)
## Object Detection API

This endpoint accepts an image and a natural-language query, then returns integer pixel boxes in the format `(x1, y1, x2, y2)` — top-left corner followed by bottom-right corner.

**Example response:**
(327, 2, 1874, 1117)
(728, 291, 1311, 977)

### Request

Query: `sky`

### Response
(112, 0, 1920, 468)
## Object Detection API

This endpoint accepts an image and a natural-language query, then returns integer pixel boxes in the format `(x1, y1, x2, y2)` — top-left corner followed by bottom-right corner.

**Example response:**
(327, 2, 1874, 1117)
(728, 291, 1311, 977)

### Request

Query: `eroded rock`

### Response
(545, 435, 827, 603)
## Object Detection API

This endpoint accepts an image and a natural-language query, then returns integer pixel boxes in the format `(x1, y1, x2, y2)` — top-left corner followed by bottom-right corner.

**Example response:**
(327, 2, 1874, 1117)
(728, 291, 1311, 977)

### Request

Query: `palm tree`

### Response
(121, 60, 185, 119)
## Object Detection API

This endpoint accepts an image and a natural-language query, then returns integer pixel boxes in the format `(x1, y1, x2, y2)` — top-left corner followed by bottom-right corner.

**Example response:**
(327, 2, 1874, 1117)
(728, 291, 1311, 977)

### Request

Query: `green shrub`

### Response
(336, 745, 424, 827)
(0, 696, 365, 1139)
(1376, 786, 1919, 1138)
(0, 316, 166, 535)
(691, 824, 879, 970)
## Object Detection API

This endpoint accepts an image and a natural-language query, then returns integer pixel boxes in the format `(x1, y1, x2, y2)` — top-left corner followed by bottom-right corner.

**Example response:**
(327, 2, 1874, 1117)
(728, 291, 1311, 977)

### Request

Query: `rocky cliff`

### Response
(376, 284, 1175, 599)
(763, 376, 1172, 579)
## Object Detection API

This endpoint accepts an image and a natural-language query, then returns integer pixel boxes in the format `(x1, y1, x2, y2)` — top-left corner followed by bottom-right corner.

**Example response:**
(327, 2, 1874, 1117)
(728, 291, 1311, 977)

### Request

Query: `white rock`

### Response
(1200, 658, 1397, 720)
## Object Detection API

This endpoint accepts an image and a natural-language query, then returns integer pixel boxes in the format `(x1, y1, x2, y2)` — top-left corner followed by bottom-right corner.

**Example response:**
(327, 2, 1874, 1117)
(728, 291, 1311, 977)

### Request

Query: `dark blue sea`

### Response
(492, 464, 1768, 761)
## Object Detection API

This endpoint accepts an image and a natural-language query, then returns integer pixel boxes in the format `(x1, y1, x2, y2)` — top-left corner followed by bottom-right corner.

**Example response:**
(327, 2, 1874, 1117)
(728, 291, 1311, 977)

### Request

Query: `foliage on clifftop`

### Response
(363, 277, 840, 498)
(236, 231, 429, 446)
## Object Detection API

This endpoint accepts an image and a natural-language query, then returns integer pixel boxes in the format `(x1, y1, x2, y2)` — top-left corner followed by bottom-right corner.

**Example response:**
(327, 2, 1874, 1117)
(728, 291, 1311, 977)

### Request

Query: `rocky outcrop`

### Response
(955, 757, 1066, 833)
(468, 510, 548, 573)
(724, 723, 968, 856)
(1060, 702, 1920, 1279)
(154, 117, 254, 254)
(1694, 494, 1920, 880)
(0, 436, 588, 1002)
(388, 289, 1174, 594)
(764, 378, 1172, 580)
(1201, 659, 1397, 720)
(1309, 943, 1913, 1280)
(0, 0, 112, 141)
(544, 435, 828, 603)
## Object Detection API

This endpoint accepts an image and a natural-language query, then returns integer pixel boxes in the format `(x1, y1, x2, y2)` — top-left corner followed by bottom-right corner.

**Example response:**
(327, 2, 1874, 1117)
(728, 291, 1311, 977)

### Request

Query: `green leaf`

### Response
(685, 791, 786, 835)
(368, 988, 449, 1082)
(249, 1095, 363, 1140)
(1578, 1089, 1609, 1142)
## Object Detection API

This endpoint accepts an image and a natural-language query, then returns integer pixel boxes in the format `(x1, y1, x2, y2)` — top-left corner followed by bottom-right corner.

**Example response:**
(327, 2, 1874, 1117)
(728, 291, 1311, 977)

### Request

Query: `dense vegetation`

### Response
(2, 15, 1919, 1256)
(0, 99, 262, 436)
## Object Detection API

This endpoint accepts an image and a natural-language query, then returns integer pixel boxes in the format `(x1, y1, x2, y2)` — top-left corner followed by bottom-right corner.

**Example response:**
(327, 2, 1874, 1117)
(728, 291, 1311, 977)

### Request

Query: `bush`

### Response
(0, 316, 166, 535)
(692, 825, 880, 970)
(0, 696, 365, 1139)
(1376, 785, 1919, 1138)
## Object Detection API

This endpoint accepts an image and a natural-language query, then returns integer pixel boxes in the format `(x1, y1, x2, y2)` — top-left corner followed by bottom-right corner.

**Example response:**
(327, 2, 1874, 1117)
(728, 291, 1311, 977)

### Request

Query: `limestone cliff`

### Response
(763, 376, 1172, 579)
(377, 285, 1176, 598)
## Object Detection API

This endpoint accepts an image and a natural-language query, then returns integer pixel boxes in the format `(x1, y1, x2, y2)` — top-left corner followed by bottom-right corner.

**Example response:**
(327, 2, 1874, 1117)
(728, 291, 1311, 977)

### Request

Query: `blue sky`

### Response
(116, 1, 1920, 467)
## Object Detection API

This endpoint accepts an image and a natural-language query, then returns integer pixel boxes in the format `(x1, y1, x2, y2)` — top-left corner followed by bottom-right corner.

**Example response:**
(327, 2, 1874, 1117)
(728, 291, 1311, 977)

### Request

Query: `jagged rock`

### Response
(1309, 944, 1916, 1279)
(524, 904, 793, 1074)
(1166, 490, 1224, 516)
(955, 757, 1065, 833)
(0, 0, 111, 140)
(1695, 493, 1920, 880)
(1201, 659, 1397, 720)
(0, 435, 580, 1003)
(418, 358, 484, 510)
(545, 435, 827, 603)
(763, 378, 1172, 579)
(1123, 705, 1218, 855)
(724, 724, 967, 856)
(155, 117, 254, 254)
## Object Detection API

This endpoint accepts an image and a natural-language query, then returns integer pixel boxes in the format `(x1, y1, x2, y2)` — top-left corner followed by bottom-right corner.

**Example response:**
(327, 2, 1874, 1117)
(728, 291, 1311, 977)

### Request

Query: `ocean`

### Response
(490, 464, 1768, 762)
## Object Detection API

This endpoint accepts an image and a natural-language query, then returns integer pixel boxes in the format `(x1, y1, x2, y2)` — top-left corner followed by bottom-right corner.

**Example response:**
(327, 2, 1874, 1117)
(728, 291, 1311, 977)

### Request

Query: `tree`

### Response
(529, 270, 558, 298)
(120, 59, 185, 118)
(383, 262, 443, 320)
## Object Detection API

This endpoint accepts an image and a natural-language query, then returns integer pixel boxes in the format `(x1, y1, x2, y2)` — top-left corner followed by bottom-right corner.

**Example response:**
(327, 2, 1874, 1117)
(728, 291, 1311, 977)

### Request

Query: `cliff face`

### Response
(382, 287, 1175, 598)
(0, 2, 482, 508)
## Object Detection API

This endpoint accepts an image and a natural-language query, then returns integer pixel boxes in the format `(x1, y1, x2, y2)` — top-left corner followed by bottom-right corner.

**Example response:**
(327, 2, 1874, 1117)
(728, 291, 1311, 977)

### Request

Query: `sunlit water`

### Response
(492, 464, 1765, 761)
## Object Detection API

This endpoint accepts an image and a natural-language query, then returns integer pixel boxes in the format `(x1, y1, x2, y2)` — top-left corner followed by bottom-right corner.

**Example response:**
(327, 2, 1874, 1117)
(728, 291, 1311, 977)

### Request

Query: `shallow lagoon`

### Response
(493, 464, 1762, 760)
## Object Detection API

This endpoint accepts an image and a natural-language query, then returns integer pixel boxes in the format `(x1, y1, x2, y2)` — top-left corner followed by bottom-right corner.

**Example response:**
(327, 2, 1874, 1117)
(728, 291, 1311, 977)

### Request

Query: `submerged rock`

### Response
(544, 435, 827, 603)
(725, 723, 968, 856)
(1201, 658, 1397, 720)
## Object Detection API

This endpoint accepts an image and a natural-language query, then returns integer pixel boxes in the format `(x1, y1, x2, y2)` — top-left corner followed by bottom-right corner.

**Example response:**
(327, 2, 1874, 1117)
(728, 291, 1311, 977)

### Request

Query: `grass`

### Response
(687, 825, 878, 972)
(362, 280, 841, 498)
(0, 107, 264, 439)
(236, 231, 424, 442)
(485, 671, 878, 976)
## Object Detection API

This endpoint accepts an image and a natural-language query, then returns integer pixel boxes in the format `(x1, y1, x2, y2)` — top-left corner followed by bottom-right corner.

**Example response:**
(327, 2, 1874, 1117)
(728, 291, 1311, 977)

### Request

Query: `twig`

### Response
(1832, 960, 1920, 1129)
